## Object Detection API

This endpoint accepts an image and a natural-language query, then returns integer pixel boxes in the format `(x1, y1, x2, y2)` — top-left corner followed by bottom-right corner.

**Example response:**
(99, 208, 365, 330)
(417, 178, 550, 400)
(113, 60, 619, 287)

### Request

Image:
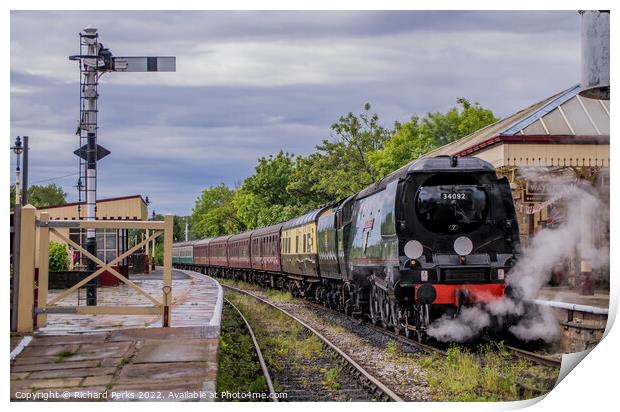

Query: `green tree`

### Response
(368, 98, 497, 177)
(287, 103, 392, 208)
(233, 151, 301, 229)
(10, 183, 67, 208)
(191, 184, 242, 238)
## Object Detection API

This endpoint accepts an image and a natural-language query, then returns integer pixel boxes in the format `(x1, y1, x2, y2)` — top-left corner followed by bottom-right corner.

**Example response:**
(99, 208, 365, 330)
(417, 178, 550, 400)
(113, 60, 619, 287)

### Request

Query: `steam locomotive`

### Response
(173, 156, 521, 341)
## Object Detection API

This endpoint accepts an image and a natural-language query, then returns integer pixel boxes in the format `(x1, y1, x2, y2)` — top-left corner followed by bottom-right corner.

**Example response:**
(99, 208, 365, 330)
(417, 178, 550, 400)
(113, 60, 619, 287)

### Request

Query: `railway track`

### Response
(504, 345, 561, 368)
(224, 285, 404, 402)
(224, 298, 278, 401)
(221, 280, 560, 399)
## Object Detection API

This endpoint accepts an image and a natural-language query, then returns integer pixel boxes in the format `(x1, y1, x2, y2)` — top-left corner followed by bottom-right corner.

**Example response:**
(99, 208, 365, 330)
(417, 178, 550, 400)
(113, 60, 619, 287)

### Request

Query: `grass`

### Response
(265, 289, 293, 302)
(218, 278, 260, 291)
(385, 340, 398, 355)
(419, 342, 558, 401)
(321, 366, 342, 391)
(55, 349, 79, 363)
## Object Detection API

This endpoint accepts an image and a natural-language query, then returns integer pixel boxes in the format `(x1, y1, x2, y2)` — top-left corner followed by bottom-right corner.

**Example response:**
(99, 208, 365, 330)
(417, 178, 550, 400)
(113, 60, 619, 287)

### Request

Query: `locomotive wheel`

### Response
(404, 314, 413, 339)
(414, 304, 430, 343)
(369, 285, 381, 325)
(390, 300, 403, 335)
(379, 291, 390, 328)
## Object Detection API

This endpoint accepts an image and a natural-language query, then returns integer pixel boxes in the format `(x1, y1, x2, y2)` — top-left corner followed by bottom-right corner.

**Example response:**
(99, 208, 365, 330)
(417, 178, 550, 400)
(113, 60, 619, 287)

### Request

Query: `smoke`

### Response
(427, 307, 491, 342)
(427, 171, 609, 343)
(508, 305, 559, 343)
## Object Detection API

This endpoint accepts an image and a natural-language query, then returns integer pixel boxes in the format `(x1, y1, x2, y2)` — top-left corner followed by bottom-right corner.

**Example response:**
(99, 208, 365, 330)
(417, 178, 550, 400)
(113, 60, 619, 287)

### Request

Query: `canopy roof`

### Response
(425, 85, 610, 167)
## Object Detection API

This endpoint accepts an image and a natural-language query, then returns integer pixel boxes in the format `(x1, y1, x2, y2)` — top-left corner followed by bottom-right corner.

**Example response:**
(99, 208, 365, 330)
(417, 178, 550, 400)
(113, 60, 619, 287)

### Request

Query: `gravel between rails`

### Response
(244, 289, 434, 401)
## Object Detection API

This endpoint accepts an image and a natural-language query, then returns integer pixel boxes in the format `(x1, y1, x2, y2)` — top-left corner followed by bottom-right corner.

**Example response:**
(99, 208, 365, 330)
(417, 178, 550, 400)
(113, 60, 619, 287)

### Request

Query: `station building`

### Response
(426, 84, 610, 289)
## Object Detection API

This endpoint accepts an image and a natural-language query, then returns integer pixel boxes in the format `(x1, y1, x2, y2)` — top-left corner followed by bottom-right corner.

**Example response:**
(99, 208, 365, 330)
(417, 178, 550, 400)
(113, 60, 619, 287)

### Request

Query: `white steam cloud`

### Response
(427, 171, 609, 343)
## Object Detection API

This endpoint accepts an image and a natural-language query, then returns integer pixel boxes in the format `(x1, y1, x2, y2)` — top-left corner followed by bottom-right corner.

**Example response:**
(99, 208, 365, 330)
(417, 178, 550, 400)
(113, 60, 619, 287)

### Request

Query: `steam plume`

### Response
(427, 171, 609, 343)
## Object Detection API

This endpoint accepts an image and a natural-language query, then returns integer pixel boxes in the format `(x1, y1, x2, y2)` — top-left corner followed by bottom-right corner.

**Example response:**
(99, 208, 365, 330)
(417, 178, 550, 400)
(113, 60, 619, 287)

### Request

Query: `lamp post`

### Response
(12, 137, 23, 205)
(11, 136, 24, 332)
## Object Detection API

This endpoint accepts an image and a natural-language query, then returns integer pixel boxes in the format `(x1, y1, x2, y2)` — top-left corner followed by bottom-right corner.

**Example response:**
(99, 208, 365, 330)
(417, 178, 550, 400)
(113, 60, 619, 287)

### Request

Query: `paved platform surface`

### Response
(10, 269, 222, 402)
(537, 286, 609, 309)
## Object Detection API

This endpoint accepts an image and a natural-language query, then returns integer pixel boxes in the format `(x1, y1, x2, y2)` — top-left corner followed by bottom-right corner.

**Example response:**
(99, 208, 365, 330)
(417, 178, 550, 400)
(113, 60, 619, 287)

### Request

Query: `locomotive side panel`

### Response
(317, 207, 340, 279)
(348, 181, 399, 290)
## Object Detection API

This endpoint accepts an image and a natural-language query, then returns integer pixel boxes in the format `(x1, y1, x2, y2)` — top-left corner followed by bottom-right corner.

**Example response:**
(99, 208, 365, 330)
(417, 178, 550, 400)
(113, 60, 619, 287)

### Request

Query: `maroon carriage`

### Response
(209, 235, 232, 267)
(228, 231, 253, 269)
(193, 237, 212, 267)
(250, 222, 284, 273)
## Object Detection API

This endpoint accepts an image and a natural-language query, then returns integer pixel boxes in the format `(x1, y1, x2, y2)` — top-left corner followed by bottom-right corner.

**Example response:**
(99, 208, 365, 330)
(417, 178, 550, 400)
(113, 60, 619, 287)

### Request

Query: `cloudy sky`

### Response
(10, 10, 581, 215)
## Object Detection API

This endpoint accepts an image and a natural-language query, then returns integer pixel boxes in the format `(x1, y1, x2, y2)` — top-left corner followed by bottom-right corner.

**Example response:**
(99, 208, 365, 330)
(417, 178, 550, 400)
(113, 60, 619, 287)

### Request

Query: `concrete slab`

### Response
(133, 339, 218, 363)
(117, 361, 217, 383)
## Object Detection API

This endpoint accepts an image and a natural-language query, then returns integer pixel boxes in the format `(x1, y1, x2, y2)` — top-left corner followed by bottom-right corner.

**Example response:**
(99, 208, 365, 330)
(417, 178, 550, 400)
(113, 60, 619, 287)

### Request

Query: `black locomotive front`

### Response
(393, 156, 520, 334)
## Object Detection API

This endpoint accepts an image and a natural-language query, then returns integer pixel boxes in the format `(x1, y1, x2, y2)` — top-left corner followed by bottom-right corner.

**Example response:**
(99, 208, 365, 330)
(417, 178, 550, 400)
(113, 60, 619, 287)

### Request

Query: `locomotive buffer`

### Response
(69, 26, 175, 305)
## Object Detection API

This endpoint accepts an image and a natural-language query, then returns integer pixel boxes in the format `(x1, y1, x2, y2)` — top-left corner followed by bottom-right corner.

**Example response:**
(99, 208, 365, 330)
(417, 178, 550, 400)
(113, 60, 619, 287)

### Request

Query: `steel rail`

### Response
(223, 297, 278, 402)
(505, 345, 561, 368)
(223, 285, 404, 402)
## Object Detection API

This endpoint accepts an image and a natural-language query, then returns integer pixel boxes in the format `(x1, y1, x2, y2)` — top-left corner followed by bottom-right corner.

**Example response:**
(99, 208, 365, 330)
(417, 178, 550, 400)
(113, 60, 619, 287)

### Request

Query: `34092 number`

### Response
(441, 193, 468, 200)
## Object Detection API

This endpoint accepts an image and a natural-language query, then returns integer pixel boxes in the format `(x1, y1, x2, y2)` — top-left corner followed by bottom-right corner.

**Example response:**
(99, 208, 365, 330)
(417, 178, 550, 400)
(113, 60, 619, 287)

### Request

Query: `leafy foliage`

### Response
(10, 183, 67, 208)
(192, 184, 243, 238)
(368, 98, 497, 177)
(287, 103, 391, 209)
(49, 241, 70, 272)
(233, 151, 302, 229)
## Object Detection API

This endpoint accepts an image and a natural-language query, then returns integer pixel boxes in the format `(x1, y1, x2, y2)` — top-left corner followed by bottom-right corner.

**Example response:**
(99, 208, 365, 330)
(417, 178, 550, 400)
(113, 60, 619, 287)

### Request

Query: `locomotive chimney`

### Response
(579, 10, 610, 100)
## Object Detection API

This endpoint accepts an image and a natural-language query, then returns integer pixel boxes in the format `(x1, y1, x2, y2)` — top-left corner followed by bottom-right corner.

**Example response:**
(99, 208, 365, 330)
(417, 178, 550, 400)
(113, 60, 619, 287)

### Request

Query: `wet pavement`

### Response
(10, 269, 222, 401)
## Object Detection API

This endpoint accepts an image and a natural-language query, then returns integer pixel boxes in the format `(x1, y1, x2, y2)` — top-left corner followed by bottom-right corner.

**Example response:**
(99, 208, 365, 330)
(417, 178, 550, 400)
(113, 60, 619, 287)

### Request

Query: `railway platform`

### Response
(10, 269, 222, 401)
(534, 286, 609, 353)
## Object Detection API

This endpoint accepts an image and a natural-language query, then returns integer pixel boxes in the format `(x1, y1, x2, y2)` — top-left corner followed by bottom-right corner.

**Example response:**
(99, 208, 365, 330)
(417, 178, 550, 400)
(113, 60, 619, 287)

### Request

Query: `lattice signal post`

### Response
(69, 26, 175, 305)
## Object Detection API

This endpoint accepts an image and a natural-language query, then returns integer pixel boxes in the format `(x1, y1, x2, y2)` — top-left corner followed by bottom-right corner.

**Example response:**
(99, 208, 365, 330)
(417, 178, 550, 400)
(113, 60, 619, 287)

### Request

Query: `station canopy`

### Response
(425, 84, 610, 168)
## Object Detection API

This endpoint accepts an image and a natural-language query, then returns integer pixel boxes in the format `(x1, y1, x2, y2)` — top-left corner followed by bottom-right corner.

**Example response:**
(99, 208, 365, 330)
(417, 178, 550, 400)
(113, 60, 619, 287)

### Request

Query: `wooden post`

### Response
(162, 214, 173, 326)
(17, 205, 36, 332)
(145, 229, 150, 274)
(37, 212, 50, 326)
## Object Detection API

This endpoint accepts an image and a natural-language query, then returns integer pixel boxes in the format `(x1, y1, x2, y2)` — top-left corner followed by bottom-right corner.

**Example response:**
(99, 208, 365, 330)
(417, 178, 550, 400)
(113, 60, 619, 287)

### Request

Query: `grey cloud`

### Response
(10, 11, 581, 215)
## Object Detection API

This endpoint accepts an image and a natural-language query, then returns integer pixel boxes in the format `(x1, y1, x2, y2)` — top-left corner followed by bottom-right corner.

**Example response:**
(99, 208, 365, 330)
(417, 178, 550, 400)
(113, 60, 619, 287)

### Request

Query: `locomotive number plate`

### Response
(441, 192, 468, 200)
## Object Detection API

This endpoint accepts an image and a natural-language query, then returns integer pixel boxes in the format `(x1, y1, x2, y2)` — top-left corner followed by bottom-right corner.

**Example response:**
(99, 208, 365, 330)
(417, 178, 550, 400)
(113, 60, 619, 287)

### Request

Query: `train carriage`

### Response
(280, 208, 326, 278)
(228, 231, 253, 269)
(209, 235, 232, 267)
(251, 222, 285, 273)
(172, 240, 197, 267)
(193, 237, 212, 267)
